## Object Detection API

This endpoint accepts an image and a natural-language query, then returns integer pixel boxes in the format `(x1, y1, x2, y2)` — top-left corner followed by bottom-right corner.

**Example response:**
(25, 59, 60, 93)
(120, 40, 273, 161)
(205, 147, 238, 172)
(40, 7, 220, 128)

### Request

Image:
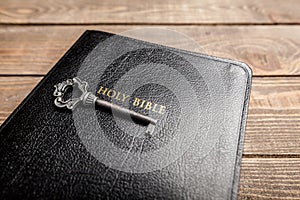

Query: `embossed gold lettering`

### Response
(97, 86, 166, 115)
(122, 94, 130, 102)
(97, 86, 108, 95)
(140, 100, 146, 108)
(152, 103, 158, 113)
(107, 89, 116, 98)
(115, 92, 121, 101)
(133, 98, 140, 106)
(144, 102, 152, 110)
(158, 105, 166, 114)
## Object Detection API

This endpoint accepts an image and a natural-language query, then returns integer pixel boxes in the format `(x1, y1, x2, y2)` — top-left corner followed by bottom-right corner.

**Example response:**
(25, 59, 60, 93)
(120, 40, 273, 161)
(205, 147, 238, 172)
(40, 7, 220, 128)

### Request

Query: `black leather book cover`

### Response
(0, 30, 252, 199)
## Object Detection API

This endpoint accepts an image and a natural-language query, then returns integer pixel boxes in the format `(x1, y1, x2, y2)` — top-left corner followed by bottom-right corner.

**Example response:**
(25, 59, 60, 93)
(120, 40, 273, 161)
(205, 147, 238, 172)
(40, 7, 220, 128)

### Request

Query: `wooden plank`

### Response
(0, 76, 299, 155)
(0, 76, 42, 124)
(0, 0, 299, 24)
(239, 158, 300, 199)
(0, 25, 300, 75)
(244, 77, 300, 155)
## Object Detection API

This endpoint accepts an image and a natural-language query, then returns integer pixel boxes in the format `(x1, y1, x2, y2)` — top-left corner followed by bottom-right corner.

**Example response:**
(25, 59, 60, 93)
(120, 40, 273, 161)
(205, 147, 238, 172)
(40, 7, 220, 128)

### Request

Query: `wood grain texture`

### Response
(0, 0, 300, 24)
(0, 76, 299, 155)
(1, 25, 300, 75)
(0, 0, 298, 198)
(244, 77, 300, 155)
(0, 76, 42, 124)
(239, 158, 300, 199)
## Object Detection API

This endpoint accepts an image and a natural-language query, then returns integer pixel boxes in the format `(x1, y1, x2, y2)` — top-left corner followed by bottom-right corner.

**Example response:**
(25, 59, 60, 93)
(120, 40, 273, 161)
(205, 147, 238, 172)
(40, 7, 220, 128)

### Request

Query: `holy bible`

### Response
(0, 30, 252, 199)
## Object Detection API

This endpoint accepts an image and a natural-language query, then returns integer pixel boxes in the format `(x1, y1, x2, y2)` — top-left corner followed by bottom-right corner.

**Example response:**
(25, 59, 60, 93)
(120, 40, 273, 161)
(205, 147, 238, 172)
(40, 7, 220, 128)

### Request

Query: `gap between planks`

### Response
(1, 25, 300, 75)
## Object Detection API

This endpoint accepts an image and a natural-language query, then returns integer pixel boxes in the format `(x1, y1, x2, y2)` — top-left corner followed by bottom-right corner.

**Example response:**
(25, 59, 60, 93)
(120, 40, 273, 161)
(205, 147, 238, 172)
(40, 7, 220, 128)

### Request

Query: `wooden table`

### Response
(0, 0, 299, 198)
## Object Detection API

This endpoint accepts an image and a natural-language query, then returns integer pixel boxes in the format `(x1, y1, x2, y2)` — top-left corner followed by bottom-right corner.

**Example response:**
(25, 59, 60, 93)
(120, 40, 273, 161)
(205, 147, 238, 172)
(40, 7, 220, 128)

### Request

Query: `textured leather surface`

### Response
(0, 30, 252, 200)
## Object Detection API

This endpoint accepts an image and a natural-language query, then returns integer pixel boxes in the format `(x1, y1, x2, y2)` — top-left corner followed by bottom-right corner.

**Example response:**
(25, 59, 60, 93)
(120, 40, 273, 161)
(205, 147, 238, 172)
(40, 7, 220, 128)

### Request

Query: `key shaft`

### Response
(96, 99, 157, 126)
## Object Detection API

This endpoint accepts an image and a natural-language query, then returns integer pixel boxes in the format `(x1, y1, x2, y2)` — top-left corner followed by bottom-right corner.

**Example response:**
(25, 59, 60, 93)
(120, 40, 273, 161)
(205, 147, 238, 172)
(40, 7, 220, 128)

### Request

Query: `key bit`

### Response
(53, 77, 157, 136)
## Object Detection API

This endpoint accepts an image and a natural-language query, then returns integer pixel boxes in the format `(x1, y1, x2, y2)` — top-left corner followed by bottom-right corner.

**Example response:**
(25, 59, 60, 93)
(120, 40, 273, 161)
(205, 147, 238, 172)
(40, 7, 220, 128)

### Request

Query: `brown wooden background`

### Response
(0, 0, 300, 199)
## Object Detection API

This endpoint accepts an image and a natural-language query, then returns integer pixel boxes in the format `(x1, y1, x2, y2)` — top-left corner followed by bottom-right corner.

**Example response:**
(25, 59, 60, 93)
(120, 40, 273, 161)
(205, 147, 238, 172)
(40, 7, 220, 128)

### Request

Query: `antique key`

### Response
(53, 77, 157, 136)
